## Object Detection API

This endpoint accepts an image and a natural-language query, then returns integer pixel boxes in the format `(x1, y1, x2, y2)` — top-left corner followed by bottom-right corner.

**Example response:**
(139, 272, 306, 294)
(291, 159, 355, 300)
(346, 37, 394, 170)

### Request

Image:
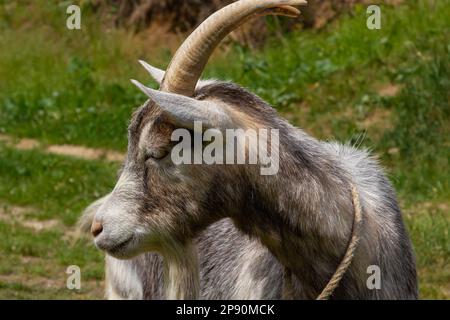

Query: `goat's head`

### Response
(92, 0, 307, 259)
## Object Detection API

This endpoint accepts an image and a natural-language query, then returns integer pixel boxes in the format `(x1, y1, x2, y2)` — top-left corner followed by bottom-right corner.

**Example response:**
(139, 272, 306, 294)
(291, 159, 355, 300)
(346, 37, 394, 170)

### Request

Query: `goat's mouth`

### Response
(96, 235, 137, 259)
(110, 236, 133, 251)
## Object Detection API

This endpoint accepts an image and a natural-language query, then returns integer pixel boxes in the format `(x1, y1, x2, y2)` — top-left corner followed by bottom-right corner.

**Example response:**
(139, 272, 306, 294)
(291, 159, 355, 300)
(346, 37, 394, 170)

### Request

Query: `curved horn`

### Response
(161, 0, 307, 96)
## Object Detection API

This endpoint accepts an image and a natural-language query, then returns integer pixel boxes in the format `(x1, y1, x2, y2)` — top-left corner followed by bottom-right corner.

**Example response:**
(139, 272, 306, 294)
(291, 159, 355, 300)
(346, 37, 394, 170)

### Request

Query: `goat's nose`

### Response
(91, 221, 103, 237)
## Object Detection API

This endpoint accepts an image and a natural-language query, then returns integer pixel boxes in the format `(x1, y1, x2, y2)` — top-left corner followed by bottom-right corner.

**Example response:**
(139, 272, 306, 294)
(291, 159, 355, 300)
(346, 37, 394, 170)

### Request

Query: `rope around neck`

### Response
(316, 183, 363, 300)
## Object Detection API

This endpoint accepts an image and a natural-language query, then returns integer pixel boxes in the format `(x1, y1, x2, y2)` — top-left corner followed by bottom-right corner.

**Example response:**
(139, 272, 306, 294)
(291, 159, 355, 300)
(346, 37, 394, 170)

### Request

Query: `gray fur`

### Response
(90, 80, 418, 300)
(109, 219, 284, 299)
(81, 198, 285, 299)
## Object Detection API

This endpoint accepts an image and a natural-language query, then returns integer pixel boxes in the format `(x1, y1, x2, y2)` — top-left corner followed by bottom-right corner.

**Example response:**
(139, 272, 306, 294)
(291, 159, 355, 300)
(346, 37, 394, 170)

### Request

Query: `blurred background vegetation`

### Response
(0, 0, 448, 299)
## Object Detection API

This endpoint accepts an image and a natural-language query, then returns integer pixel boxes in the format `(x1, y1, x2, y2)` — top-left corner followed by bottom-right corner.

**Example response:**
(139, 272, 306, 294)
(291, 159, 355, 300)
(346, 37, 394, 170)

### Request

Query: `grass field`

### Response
(0, 0, 448, 299)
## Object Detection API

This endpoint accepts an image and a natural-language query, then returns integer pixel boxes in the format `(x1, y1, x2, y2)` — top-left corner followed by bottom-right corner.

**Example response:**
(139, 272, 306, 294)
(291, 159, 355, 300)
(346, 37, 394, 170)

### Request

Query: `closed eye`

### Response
(145, 149, 169, 161)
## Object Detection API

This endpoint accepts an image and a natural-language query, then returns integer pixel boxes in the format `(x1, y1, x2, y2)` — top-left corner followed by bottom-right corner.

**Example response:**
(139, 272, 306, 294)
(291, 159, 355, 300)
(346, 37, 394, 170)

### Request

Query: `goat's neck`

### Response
(234, 132, 356, 296)
(162, 240, 200, 299)
(256, 132, 353, 234)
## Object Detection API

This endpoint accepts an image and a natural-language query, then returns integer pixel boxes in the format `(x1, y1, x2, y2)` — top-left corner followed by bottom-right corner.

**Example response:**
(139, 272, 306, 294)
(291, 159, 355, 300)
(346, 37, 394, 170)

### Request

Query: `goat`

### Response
(89, 0, 418, 299)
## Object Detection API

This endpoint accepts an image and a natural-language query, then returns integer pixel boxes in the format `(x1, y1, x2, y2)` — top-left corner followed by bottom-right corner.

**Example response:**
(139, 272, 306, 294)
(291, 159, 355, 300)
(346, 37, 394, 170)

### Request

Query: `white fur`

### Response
(93, 172, 144, 257)
(232, 243, 269, 299)
(105, 255, 143, 299)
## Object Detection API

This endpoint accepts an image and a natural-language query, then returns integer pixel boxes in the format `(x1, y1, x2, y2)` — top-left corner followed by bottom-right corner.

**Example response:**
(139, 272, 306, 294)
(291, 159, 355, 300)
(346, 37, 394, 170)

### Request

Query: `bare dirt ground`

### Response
(0, 134, 124, 162)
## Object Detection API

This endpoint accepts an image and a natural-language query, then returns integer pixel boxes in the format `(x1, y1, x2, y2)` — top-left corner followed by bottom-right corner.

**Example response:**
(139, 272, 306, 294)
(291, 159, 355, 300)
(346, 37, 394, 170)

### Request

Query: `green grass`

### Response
(0, 144, 118, 225)
(0, 145, 112, 299)
(0, 220, 103, 277)
(0, 218, 105, 299)
(0, 0, 448, 299)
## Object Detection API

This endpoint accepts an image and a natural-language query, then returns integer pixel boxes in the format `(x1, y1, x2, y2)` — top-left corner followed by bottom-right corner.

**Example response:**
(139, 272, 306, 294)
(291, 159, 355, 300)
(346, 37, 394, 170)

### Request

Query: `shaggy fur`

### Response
(107, 219, 285, 299)
(82, 197, 285, 299)
(90, 80, 417, 299)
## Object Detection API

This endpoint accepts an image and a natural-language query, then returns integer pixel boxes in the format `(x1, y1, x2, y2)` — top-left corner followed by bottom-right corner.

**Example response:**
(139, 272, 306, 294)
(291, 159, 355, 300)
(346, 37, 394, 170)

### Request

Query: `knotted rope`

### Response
(317, 183, 363, 300)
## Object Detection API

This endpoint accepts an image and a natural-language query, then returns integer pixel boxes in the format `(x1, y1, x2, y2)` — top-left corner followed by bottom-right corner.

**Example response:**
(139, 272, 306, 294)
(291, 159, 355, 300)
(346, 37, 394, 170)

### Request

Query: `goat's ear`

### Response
(131, 80, 232, 129)
(138, 60, 217, 89)
(139, 60, 165, 84)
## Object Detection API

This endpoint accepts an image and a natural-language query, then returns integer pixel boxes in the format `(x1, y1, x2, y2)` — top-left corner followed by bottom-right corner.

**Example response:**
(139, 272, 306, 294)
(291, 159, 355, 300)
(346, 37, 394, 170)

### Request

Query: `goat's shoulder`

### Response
(322, 141, 400, 217)
(321, 141, 387, 187)
(322, 141, 381, 175)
